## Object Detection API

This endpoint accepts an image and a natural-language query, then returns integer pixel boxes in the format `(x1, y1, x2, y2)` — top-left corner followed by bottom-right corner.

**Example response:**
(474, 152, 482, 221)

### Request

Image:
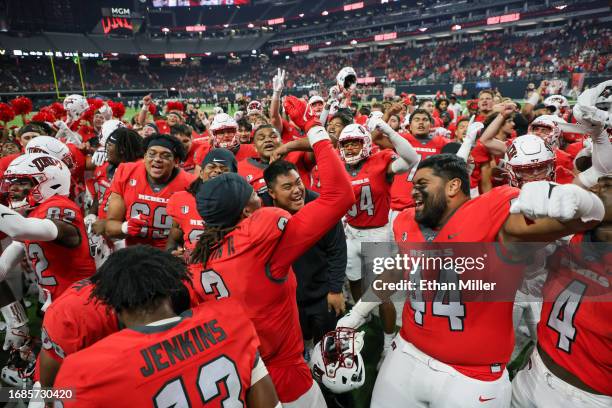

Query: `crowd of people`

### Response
(0, 60, 609, 408)
(0, 21, 609, 97)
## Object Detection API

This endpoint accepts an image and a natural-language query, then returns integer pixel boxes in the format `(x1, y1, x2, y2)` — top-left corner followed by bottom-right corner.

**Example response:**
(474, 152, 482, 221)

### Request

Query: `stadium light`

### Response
(299, 13, 304, 18)
(325, 41, 332, 45)
(418, 27, 428, 32)
(162, 27, 170, 33)
(111, 52, 119, 56)
(205, 52, 212, 56)
(223, 24, 229, 28)
(381, 0, 389, 3)
(350, 39, 358, 45)
(285, 55, 290, 60)
(555, 4, 567, 9)
(451, 24, 462, 31)
(251, 50, 257, 54)
(248, 23, 255, 28)
(273, 50, 279, 55)
(322, 10, 329, 16)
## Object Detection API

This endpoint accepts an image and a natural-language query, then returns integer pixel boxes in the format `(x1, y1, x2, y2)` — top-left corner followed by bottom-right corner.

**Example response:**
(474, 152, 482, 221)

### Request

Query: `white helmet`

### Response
(25, 136, 75, 170)
(504, 134, 556, 188)
(336, 67, 357, 91)
(247, 100, 263, 116)
(368, 110, 384, 122)
(338, 124, 372, 165)
(1, 153, 71, 210)
(100, 119, 126, 146)
(528, 114, 562, 148)
(210, 113, 239, 149)
(310, 328, 365, 394)
(213, 106, 224, 115)
(543, 95, 569, 117)
(63, 94, 89, 121)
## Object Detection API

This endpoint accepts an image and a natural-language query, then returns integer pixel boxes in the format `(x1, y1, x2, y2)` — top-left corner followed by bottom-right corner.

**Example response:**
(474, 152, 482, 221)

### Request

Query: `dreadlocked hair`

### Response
(111, 128, 145, 163)
(190, 225, 238, 266)
(90, 245, 193, 315)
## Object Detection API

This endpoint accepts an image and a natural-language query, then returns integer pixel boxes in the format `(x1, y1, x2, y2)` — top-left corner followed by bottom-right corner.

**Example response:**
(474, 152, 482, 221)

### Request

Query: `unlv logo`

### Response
(32, 156, 61, 172)
(28, 147, 47, 154)
(505, 143, 518, 160)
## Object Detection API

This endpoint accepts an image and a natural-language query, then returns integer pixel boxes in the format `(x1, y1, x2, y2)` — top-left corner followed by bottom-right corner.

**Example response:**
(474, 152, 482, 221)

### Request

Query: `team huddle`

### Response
(0, 67, 609, 408)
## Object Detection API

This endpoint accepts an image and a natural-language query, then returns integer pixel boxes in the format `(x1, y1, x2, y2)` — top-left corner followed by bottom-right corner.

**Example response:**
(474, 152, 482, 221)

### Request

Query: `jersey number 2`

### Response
(153, 355, 243, 408)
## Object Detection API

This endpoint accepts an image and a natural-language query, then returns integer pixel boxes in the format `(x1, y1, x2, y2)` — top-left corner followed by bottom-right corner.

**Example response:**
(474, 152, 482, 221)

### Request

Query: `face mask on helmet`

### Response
(0, 176, 35, 212)
(336, 67, 357, 92)
(63, 95, 89, 121)
(310, 328, 365, 394)
(2, 154, 71, 210)
(505, 134, 556, 187)
(338, 124, 372, 165)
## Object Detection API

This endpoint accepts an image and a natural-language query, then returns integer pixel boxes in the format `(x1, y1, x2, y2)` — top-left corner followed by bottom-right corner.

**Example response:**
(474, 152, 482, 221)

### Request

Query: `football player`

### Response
(105, 134, 193, 249)
(53, 245, 280, 408)
(269, 69, 304, 143)
(0, 153, 95, 313)
(338, 154, 604, 407)
(386, 108, 450, 213)
(193, 113, 257, 174)
(238, 124, 313, 194)
(511, 175, 612, 408)
(338, 118, 420, 364)
(190, 122, 354, 406)
(171, 123, 202, 173)
(166, 148, 237, 262)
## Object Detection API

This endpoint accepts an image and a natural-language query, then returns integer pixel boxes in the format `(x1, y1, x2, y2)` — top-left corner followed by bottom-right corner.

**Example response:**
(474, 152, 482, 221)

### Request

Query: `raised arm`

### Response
(269, 69, 285, 134)
(267, 123, 355, 278)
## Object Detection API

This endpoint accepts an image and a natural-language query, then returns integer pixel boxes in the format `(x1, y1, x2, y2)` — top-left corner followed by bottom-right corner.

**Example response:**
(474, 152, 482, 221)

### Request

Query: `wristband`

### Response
(121, 221, 129, 235)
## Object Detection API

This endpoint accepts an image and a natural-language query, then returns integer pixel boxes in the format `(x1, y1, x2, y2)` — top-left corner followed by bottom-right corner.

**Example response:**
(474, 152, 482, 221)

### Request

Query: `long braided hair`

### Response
(190, 225, 237, 266)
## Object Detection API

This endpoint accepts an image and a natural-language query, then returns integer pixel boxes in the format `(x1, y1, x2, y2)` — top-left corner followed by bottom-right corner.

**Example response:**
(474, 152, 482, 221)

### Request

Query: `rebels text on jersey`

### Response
(537, 231, 612, 395)
(53, 299, 261, 408)
(166, 191, 205, 254)
(24, 196, 96, 303)
(109, 161, 194, 249)
(345, 149, 396, 228)
(392, 186, 523, 380)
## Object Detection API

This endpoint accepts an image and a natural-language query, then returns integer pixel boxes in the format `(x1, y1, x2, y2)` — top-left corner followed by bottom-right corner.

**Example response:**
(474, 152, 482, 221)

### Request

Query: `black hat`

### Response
(195, 173, 253, 228)
(201, 148, 238, 173)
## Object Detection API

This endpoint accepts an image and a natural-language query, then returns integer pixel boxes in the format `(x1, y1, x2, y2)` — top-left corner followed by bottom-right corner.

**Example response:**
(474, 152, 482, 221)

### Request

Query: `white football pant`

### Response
(512, 347, 612, 408)
(372, 335, 512, 408)
(345, 224, 391, 282)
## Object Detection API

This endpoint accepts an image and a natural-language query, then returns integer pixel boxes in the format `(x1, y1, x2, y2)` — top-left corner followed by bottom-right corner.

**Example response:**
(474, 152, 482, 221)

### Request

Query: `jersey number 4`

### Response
(154, 355, 243, 408)
(546, 279, 587, 353)
(409, 267, 465, 331)
(347, 185, 374, 217)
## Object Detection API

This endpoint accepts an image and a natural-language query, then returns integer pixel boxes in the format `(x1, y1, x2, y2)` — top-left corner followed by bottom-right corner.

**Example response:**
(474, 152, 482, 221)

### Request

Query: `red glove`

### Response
(123, 214, 149, 237)
(283, 95, 307, 130)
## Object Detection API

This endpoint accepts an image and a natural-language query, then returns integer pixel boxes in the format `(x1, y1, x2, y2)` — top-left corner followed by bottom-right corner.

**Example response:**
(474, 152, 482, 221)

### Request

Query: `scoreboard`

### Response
(151, 0, 250, 6)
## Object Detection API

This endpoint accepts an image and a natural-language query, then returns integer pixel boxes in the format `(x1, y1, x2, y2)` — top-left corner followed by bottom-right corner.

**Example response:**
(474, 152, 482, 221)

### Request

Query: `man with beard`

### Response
(337, 153, 604, 407)
(105, 134, 193, 249)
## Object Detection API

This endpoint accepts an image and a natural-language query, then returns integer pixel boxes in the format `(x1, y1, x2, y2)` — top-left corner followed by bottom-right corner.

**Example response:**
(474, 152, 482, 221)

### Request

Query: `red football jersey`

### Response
(53, 299, 261, 408)
(109, 161, 194, 249)
(193, 143, 256, 169)
(345, 149, 396, 228)
(554, 148, 575, 184)
(281, 118, 302, 143)
(0, 153, 20, 177)
(392, 186, 522, 380)
(24, 196, 96, 303)
(390, 133, 449, 210)
(564, 140, 584, 160)
(166, 191, 205, 253)
(41, 280, 118, 362)
(180, 141, 204, 173)
(537, 232, 612, 395)
(90, 162, 113, 219)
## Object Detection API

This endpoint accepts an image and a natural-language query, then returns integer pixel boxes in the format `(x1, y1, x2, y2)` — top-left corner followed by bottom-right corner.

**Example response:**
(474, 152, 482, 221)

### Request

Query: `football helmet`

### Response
(63, 94, 89, 121)
(543, 95, 569, 117)
(338, 124, 372, 165)
(1, 153, 71, 210)
(25, 136, 75, 170)
(247, 100, 263, 115)
(100, 119, 126, 146)
(310, 328, 365, 394)
(210, 113, 239, 150)
(528, 114, 562, 148)
(504, 134, 556, 187)
(336, 67, 357, 91)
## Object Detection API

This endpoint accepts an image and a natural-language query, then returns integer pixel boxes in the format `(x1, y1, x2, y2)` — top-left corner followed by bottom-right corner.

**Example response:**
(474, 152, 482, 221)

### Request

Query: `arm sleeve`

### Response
(0, 205, 58, 242)
(325, 222, 347, 293)
(0, 241, 25, 282)
(268, 131, 355, 279)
